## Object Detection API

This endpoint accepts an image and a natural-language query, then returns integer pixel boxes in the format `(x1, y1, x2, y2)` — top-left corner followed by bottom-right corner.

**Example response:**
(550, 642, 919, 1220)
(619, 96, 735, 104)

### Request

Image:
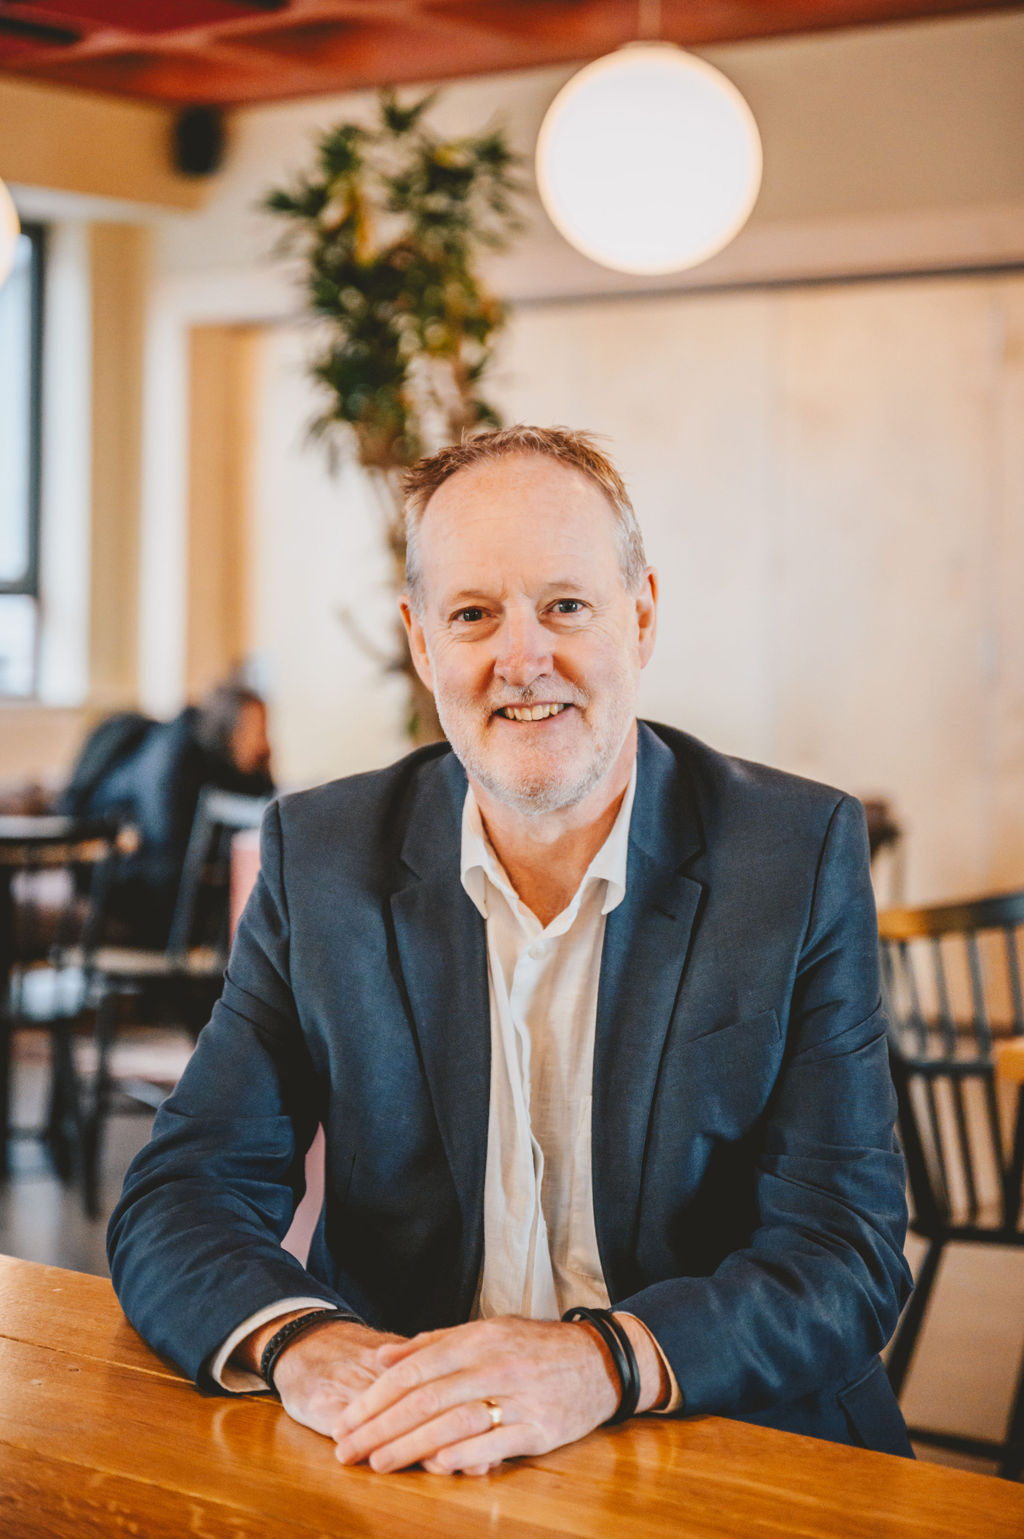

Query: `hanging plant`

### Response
(265, 91, 526, 740)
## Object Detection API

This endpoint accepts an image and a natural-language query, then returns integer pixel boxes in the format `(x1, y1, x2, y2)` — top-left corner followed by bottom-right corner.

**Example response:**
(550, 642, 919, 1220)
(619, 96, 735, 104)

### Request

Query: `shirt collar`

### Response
(460, 757, 637, 922)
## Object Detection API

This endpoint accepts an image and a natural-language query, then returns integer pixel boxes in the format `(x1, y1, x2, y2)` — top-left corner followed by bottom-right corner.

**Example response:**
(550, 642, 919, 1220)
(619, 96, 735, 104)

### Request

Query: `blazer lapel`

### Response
(592, 724, 706, 1294)
(388, 752, 490, 1317)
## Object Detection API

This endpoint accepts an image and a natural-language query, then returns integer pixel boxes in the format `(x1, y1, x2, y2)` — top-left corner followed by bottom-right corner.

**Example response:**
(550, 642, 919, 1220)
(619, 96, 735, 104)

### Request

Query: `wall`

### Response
(0, 77, 203, 210)
(250, 329, 408, 786)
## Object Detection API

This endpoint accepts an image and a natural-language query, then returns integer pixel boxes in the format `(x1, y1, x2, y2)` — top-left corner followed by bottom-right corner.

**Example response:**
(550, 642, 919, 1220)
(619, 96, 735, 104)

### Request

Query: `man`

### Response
(109, 425, 912, 1476)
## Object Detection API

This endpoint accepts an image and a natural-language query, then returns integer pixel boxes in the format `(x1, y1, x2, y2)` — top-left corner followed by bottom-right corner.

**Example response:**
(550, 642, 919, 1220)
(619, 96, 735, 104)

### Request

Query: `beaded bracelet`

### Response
(562, 1305, 641, 1424)
(259, 1308, 361, 1394)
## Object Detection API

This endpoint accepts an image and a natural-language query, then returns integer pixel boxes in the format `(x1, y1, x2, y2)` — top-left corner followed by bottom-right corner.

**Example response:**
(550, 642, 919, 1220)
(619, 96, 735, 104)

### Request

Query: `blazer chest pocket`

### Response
(657, 1008, 783, 1141)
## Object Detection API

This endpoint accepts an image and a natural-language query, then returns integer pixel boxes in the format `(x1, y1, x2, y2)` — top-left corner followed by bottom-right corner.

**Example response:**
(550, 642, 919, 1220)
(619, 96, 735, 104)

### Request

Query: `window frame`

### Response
(0, 219, 46, 603)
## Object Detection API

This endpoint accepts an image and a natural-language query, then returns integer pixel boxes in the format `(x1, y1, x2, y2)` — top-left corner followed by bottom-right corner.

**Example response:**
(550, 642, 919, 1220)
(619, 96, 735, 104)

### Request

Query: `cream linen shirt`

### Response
(461, 768, 634, 1320)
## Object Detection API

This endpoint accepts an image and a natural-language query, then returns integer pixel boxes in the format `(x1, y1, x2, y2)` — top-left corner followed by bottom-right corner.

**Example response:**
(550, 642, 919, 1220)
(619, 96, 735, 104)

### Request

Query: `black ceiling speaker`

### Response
(173, 106, 226, 178)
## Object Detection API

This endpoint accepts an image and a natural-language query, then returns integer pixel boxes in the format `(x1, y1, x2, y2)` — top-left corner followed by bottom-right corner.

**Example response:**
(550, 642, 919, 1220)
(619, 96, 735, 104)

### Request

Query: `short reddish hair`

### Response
(402, 424, 647, 608)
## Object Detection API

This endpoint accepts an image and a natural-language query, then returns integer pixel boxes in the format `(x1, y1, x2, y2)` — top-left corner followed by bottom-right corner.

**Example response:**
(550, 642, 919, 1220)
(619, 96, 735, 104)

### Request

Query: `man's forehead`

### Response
(430, 450, 601, 503)
(421, 453, 617, 534)
(413, 455, 628, 612)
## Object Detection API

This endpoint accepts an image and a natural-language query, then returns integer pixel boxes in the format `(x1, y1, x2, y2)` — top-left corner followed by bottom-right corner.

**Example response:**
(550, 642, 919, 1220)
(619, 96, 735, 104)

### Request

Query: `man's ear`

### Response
(399, 596, 435, 694)
(636, 567, 658, 668)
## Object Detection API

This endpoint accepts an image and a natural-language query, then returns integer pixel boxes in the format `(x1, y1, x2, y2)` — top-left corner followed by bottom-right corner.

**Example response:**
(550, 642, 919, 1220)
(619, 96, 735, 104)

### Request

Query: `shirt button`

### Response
(528, 941, 547, 960)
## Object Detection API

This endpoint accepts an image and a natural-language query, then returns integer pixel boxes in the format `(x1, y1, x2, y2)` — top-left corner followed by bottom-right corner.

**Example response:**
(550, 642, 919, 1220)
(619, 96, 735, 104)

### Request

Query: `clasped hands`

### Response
(270, 1312, 665, 1476)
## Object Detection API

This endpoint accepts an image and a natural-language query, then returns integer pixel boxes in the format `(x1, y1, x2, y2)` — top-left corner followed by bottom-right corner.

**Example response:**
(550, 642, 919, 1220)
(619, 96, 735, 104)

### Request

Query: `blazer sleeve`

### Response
(616, 794, 913, 1415)
(106, 801, 357, 1385)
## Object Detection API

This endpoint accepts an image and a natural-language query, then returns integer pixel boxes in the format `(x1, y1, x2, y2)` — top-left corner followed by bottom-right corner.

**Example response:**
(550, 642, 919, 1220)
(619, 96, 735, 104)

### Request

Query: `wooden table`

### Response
(1, 1256, 1022, 1538)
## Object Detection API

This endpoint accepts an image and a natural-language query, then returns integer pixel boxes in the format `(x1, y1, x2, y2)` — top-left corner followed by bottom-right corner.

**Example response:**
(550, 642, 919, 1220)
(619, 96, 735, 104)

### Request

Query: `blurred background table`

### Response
(1, 1254, 1022, 1539)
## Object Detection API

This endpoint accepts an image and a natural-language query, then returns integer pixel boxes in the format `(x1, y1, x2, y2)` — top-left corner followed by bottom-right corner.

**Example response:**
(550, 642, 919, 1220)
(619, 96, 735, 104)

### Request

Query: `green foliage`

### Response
(264, 90, 526, 476)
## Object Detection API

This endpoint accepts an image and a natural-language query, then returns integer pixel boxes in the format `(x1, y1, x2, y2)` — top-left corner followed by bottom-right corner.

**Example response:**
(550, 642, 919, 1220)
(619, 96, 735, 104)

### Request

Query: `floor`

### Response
(0, 1027, 179, 1276)
(2, 1029, 1022, 1482)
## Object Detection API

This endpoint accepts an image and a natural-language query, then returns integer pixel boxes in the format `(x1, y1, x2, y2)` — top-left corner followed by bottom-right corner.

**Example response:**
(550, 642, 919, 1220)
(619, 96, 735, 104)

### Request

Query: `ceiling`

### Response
(0, 0, 1019, 107)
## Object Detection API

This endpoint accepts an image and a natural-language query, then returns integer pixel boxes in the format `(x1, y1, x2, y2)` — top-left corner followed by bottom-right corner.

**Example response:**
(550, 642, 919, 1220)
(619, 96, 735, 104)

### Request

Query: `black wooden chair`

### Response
(878, 888, 1024, 1479)
(76, 788, 269, 1215)
(1, 817, 127, 1186)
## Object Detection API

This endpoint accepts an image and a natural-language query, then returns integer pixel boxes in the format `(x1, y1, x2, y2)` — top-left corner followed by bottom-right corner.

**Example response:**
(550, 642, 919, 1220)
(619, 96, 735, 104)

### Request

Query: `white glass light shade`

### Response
(0, 178, 20, 289)
(536, 44, 762, 276)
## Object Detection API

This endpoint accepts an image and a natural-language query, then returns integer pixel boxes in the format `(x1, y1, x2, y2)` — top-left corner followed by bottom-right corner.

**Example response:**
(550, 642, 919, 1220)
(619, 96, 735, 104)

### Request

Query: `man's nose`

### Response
(494, 610, 553, 688)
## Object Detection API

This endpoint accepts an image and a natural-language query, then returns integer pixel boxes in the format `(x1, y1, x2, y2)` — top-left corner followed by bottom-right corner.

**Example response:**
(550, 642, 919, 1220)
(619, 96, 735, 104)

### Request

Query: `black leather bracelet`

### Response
(562, 1306, 641, 1424)
(259, 1308, 360, 1393)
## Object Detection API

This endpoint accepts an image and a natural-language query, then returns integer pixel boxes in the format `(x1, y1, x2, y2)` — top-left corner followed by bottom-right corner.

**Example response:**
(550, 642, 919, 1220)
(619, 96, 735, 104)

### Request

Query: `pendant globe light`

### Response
(0, 177, 20, 288)
(536, 43, 762, 277)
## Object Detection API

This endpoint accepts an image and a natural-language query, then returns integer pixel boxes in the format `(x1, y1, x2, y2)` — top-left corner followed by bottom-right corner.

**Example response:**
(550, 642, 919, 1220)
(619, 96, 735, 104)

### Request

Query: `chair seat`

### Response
(95, 944, 223, 978)
(60, 944, 224, 979)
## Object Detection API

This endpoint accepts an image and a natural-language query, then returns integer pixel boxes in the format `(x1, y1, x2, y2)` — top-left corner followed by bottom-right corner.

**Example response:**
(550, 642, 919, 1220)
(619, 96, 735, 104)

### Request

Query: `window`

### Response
(0, 222, 44, 697)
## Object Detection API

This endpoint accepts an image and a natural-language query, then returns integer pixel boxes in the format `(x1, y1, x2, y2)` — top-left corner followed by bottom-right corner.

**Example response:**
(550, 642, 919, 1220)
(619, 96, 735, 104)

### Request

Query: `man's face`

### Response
(401, 454, 657, 817)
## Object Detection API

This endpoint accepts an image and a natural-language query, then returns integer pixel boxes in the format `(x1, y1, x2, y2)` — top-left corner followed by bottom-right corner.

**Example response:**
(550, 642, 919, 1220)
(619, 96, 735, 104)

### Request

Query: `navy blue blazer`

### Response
(108, 722, 913, 1456)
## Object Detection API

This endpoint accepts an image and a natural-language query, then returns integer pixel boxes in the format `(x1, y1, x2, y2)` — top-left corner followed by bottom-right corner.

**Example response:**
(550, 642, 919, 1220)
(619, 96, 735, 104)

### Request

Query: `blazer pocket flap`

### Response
(673, 1007, 781, 1066)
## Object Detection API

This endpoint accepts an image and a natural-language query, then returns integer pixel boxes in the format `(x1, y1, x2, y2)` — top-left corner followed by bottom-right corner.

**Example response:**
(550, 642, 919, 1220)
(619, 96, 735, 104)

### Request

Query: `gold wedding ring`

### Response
(482, 1398, 503, 1429)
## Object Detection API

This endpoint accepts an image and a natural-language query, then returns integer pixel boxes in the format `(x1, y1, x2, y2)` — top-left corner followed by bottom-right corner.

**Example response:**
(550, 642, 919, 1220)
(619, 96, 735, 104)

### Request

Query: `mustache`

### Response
(490, 682, 587, 710)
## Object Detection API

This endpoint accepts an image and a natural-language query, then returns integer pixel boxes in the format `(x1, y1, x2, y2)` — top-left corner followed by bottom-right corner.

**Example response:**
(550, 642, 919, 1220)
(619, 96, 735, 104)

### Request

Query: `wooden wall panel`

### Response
(185, 324, 260, 700)
(88, 222, 147, 711)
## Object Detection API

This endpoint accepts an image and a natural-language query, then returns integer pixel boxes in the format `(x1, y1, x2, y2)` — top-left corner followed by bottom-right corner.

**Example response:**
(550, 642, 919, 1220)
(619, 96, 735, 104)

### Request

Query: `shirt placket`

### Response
(516, 894, 591, 1316)
(508, 939, 551, 1315)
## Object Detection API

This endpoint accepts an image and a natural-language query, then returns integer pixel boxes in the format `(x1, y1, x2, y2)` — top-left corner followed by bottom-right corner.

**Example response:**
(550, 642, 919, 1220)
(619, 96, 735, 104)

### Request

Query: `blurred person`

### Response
(59, 679, 274, 946)
(109, 427, 912, 1475)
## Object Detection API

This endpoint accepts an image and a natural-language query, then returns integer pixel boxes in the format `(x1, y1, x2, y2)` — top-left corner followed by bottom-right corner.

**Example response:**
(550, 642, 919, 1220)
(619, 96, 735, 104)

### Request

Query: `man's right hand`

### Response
(233, 1312, 406, 1437)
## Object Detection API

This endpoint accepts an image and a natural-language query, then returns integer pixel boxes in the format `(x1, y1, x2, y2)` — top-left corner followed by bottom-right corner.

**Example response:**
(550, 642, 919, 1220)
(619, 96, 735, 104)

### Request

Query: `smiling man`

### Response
(109, 425, 913, 1476)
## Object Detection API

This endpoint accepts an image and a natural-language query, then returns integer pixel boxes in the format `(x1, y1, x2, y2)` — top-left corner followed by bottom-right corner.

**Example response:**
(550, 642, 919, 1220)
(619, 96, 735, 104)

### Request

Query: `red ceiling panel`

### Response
(29, 44, 286, 100)
(1, 1, 284, 34)
(0, 0, 1018, 106)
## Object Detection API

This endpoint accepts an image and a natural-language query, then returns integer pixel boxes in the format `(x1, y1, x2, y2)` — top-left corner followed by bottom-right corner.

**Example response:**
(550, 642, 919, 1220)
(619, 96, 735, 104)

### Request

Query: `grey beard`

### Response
(436, 693, 632, 818)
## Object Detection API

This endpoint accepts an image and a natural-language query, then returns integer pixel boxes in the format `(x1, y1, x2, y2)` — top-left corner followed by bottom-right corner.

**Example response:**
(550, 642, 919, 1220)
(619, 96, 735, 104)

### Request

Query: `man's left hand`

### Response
(331, 1314, 663, 1475)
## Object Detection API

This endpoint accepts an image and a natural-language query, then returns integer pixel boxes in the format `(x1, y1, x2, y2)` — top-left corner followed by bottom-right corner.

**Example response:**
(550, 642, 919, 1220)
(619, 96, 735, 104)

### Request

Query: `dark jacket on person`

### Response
(108, 722, 913, 1455)
(60, 706, 274, 946)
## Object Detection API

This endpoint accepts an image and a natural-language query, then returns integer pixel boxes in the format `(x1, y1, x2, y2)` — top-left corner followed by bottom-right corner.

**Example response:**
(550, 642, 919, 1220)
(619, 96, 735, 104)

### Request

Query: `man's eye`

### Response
(454, 608, 485, 624)
(551, 599, 585, 615)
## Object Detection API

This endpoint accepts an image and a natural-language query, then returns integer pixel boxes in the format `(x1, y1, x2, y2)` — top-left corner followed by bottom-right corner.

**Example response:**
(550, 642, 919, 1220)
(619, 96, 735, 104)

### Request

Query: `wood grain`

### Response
(1, 1256, 1022, 1539)
(0, 1442, 340, 1539)
(0, 1256, 183, 1380)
